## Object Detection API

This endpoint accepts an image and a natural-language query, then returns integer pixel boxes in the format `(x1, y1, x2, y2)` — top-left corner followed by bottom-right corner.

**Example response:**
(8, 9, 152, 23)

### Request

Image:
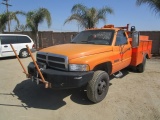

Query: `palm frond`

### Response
(64, 4, 114, 29)
(71, 4, 87, 14)
(0, 11, 24, 32)
(26, 8, 52, 32)
(136, 0, 160, 16)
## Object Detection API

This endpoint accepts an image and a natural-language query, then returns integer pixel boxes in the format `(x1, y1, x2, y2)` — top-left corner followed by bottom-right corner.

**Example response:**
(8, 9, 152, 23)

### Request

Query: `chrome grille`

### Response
(37, 53, 46, 64)
(36, 52, 68, 71)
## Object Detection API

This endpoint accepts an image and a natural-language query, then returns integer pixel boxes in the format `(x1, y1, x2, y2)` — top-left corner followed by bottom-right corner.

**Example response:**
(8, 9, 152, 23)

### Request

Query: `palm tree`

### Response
(0, 11, 24, 33)
(64, 4, 114, 29)
(0, 12, 8, 33)
(136, 0, 160, 16)
(25, 8, 52, 49)
(14, 24, 26, 32)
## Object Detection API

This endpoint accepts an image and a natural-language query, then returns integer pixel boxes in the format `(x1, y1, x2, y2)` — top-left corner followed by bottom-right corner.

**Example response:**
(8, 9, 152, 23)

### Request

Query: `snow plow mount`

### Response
(10, 44, 51, 88)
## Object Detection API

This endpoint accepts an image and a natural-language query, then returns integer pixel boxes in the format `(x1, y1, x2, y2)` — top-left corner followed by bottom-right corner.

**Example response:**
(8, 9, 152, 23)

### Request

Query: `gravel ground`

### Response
(0, 53, 160, 120)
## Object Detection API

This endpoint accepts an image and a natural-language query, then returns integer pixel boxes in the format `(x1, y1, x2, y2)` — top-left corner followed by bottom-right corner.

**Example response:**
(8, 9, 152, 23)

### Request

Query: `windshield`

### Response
(71, 30, 114, 45)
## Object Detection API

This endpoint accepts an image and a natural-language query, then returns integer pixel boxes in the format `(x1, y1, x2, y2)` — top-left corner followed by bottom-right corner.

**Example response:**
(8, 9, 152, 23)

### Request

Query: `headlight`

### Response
(69, 64, 89, 71)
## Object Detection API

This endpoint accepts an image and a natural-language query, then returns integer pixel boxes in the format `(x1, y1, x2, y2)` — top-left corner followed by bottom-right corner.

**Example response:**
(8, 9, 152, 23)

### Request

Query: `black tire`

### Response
(19, 49, 29, 58)
(87, 70, 109, 103)
(137, 55, 146, 73)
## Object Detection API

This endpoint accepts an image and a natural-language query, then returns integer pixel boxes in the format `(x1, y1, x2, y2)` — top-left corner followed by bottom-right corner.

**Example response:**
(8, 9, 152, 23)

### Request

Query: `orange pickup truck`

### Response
(27, 24, 152, 103)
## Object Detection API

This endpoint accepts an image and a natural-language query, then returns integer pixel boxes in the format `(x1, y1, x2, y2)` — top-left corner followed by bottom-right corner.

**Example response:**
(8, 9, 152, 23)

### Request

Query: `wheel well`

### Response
(143, 53, 149, 59)
(19, 48, 27, 55)
(146, 53, 149, 59)
(93, 62, 112, 75)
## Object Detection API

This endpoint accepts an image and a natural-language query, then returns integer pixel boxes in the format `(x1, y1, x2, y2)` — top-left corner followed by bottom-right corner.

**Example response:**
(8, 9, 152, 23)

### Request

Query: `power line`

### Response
(1, 0, 12, 32)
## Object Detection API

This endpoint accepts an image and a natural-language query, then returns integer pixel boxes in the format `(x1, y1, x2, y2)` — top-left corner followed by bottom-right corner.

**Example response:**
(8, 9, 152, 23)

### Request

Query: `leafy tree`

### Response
(25, 8, 52, 49)
(136, 0, 160, 16)
(0, 11, 24, 33)
(64, 4, 114, 29)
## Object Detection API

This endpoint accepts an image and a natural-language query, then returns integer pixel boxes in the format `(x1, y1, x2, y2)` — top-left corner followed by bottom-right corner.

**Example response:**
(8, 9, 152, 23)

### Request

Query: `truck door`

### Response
(0, 36, 17, 57)
(112, 30, 132, 73)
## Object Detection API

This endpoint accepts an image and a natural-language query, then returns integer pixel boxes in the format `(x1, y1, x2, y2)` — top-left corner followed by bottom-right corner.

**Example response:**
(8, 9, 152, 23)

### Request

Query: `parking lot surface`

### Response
(0, 54, 160, 120)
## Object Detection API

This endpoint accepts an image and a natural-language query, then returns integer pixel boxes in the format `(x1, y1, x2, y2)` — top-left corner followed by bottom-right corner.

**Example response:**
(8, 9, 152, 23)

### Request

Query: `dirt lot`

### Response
(0, 53, 160, 120)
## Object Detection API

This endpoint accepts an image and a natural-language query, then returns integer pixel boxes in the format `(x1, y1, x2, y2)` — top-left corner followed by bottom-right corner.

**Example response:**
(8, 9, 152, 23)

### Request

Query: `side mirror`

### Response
(132, 31, 139, 48)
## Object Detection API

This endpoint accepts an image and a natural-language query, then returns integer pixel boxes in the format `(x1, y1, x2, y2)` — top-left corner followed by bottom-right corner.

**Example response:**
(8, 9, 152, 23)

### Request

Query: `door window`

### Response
(115, 30, 127, 46)
(17, 36, 31, 43)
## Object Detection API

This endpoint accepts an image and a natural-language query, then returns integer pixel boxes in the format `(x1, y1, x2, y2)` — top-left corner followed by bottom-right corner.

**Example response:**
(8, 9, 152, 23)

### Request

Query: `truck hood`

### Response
(40, 44, 113, 60)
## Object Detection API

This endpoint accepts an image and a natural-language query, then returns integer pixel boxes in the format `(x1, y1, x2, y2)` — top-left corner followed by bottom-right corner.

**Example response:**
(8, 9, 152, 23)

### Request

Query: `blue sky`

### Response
(0, 0, 160, 32)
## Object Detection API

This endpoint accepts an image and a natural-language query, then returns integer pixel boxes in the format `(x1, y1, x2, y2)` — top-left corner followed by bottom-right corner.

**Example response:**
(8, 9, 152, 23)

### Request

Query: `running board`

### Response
(113, 71, 123, 78)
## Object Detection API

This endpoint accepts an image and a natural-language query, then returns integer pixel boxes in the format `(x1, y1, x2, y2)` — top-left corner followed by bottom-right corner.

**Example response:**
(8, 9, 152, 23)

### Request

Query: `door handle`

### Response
(4, 45, 8, 48)
(121, 47, 131, 54)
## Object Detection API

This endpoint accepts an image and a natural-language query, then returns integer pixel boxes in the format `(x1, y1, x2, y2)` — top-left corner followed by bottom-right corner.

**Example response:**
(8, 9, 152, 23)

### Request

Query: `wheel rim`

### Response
(22, 51, 28, 57)
(97, 79, 107, 95)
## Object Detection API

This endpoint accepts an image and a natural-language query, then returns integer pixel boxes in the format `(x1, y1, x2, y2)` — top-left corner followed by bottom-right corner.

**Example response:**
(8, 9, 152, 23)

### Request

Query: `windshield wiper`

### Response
(70, 41, 76, 43)
(80, 41, 95, 44)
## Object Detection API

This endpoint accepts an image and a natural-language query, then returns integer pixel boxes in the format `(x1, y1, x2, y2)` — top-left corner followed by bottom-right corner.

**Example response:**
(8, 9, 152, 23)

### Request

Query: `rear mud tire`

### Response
(137, 55, 146, 73)
(87, 70, 109, 103)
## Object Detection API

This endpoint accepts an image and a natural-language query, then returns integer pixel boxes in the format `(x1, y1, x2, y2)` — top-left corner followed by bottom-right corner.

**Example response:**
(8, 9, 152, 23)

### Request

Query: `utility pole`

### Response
(1, 0, 12, 32)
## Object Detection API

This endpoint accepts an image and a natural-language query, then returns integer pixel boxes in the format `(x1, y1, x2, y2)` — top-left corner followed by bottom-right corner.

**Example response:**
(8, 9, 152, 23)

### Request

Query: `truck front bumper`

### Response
(28, 62, 94, 89)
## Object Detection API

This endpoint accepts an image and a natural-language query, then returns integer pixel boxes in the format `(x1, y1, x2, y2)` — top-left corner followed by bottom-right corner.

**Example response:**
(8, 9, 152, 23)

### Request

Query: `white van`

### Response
(0, 34, 35, 58)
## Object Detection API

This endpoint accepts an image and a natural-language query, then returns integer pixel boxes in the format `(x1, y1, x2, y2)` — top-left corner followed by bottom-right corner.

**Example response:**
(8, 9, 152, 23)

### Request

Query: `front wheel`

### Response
(87, 70, 109, 103)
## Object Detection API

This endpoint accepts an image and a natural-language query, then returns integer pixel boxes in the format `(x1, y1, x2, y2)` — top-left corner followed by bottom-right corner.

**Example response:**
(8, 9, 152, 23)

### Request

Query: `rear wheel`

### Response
(87, 70, 109, 103)
(19, 49, 29, 58)
(137, 55, 146, 73)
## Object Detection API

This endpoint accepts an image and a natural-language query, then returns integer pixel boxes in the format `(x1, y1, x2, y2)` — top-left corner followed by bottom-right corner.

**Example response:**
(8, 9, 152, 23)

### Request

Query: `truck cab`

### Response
(27, 24, 152, 103)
